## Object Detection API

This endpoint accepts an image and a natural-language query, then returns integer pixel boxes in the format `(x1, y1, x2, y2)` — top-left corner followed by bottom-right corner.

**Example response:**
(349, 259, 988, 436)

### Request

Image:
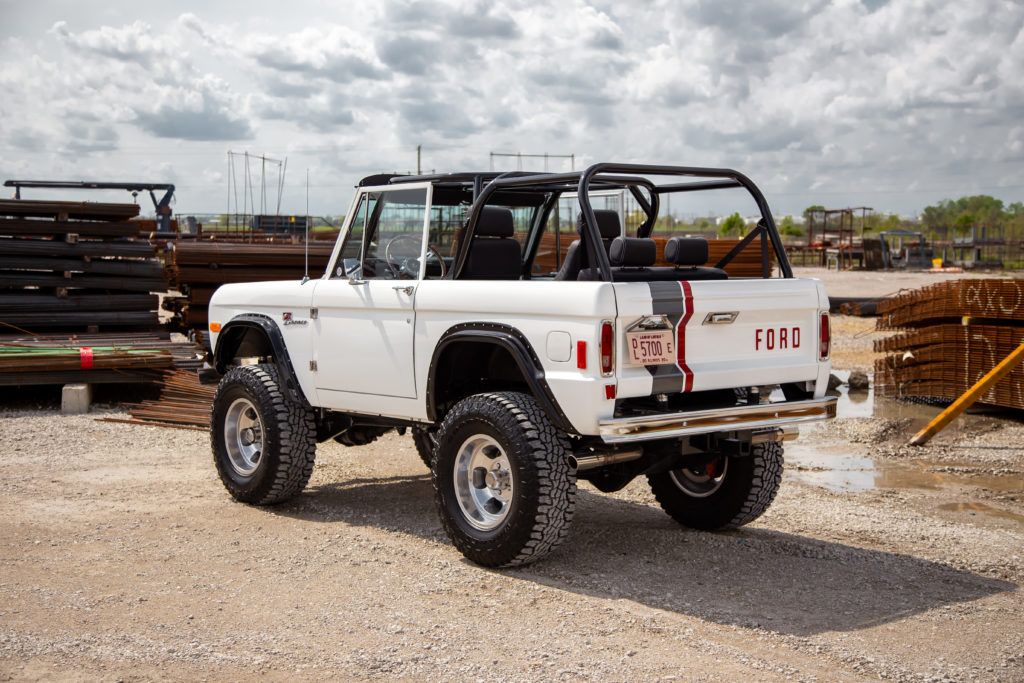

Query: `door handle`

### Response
(392, 286, 414, 295)
(348, 277, 368, 286)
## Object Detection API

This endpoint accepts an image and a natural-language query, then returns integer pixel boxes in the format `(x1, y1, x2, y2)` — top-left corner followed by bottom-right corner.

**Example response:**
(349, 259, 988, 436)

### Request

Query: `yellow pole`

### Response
(909, 340, 1024, 446)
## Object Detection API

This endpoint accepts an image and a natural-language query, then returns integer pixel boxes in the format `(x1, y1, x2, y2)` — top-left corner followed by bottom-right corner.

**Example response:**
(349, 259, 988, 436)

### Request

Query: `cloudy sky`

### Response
(1, 0, 1022, 220)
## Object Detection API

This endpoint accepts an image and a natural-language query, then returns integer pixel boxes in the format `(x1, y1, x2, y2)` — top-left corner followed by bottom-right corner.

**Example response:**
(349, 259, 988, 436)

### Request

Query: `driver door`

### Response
(311, 184, 431, 406)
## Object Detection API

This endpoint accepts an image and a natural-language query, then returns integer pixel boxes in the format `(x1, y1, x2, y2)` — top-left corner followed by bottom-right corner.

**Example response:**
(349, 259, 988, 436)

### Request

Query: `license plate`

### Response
(626, 329, 675, 366)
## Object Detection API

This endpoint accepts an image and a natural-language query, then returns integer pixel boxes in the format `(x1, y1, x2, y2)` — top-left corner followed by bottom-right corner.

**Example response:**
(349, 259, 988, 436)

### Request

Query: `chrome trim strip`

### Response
(598, 397, 838, 444)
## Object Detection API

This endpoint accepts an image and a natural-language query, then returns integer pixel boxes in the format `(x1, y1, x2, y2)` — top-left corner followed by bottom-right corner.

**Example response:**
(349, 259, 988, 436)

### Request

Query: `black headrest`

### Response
(475, 206, 515, 238)
(609, 237, 656, 267)
(665, 237, 709, 266)
(577, 209, 621, 239)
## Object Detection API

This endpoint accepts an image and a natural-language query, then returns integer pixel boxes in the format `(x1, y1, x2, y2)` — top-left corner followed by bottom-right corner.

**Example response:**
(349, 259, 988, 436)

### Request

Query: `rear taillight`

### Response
(600, 321, 614, 376)
(819, 312, 831, 360)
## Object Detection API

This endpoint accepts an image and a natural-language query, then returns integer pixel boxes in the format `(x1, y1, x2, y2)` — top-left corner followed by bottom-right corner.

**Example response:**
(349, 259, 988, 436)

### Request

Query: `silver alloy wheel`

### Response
(453, 434, 514, 531)
(224, 397, 265, 477)
(669, 457, 728, 498)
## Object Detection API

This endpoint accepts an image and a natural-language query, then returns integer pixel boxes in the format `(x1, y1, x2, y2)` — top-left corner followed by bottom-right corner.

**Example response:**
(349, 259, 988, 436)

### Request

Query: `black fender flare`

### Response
(426, 323, 575, 433)
(214, 313, 310, 406)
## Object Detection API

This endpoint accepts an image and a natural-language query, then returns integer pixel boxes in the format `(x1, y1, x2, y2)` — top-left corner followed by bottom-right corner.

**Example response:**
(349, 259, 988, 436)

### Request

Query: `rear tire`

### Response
(411, 427, 437, 468)
(211, 364, 317, 505)
(647, 441, 783, 530)
(433, 392, 576, 567)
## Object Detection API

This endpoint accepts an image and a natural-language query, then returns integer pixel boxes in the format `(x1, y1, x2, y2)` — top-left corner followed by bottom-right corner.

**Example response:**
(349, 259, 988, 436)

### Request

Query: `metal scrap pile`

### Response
(873, 278, 1024, 410)
(0, 198, 191, 386)
(163, 241, 335, 344)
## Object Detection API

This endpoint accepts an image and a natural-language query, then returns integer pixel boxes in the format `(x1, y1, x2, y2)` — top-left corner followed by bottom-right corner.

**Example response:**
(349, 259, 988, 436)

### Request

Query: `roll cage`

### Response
(357, 163, 793, 282)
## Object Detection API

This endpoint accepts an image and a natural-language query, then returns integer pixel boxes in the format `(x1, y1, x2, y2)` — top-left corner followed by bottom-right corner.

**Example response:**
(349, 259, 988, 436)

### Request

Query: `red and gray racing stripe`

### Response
(646, 281, 694, 393)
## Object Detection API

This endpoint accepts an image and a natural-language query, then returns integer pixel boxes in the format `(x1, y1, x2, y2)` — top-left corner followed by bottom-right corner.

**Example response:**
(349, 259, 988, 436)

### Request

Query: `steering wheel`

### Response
(385, 235, 447, 279)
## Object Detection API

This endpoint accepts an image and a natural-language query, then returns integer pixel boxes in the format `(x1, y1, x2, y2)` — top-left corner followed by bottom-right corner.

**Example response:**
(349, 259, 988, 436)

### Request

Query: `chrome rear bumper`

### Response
(598, 397, 838, 444)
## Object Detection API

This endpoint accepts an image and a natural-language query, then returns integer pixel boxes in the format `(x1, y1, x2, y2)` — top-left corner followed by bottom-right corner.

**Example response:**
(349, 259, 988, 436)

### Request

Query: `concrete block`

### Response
(61, 384, 93, 415)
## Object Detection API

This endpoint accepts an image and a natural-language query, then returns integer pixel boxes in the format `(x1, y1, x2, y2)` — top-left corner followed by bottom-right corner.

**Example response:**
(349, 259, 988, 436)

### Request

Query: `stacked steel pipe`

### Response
(0, 198, 182, 386)
(874, 279, 1024, 410)
(164, 241, 335, 342)
(0, 199, 166, 330)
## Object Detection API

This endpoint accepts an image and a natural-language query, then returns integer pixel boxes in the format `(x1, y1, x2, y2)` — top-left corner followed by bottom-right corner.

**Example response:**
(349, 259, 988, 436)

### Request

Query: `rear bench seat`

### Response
(577, 236, 729, 281)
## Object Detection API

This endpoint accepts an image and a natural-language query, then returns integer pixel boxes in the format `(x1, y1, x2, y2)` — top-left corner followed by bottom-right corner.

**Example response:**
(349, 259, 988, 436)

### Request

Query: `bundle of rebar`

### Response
(0, 332, 202, 386)
(107, 368, 217, 430)
(873, 279, 1024, 410)
(0, 345, 173, 372)
(876, 278, 1024, 328)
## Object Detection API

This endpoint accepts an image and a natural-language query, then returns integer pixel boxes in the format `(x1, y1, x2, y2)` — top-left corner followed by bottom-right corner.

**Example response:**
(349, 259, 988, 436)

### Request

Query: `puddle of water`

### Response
(770, 372, 946, 422)
(785, 443, 1024, 493)
(779, 372, 1024, 527)
(938, 502, 1024, 524)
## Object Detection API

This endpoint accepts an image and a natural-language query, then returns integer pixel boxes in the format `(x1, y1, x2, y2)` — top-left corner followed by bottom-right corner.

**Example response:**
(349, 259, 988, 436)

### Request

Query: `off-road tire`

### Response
(433, 391, 576, 567)
(647, 441, 783, 530)
(334, 426, 388, 447)
(411, 427, 436, 468)
(211, 363, 317, 505)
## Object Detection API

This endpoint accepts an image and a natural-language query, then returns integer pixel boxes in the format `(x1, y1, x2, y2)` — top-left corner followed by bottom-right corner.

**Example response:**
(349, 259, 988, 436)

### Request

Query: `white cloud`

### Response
(50, 19, 173, 67)
(246, 25, 390, 83)
(0, 0, 1021, 217)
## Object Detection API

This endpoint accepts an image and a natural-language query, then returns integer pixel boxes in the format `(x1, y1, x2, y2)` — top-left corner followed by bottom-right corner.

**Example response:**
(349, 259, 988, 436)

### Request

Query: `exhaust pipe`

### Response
(752, 426, 799, 444)
(568, 448, 643, 472)
(569, 428, 795, 472)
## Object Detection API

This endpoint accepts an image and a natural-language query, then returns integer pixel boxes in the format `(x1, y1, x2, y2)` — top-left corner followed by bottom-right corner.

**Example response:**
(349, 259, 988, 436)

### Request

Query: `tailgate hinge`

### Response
(309, 360, 318, 372)
(310, 307, 318, 320)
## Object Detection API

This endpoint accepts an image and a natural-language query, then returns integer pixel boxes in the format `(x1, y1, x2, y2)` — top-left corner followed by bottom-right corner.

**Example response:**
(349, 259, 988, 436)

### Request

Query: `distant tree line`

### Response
(706, 195, 1024, 244)
(920, 195, 1024, 241)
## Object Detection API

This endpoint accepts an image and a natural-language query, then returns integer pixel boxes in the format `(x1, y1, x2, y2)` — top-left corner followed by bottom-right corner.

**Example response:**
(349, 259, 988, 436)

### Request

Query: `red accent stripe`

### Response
(79, 347, 93, 370)
(677, 282, 694, 392)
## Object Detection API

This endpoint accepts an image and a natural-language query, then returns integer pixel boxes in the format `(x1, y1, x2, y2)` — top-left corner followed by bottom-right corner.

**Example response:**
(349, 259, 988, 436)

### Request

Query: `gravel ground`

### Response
(1, 271, 1022, 681)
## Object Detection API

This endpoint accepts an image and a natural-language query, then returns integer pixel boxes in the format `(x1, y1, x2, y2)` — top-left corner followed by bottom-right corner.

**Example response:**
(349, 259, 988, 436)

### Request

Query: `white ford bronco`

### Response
(206, 163, 836, 567)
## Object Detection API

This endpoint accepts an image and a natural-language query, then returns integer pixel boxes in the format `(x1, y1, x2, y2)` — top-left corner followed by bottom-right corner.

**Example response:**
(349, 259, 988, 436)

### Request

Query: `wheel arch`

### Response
(426, 323, 574, 433)
(213, 314, 309, 406)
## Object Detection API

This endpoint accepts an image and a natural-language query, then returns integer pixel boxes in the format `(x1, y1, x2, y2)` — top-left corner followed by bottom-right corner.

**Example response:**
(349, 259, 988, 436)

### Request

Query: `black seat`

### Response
(577, 236, 657, 281)
(554, 209, 622, 281)
(664, 236, 728, 280)
(462, 207, 522, 280)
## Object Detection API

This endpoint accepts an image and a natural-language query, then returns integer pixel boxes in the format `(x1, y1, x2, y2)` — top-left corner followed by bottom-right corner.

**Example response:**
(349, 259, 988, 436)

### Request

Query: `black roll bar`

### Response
(576, 163, 792, 280)
(451, 163, 793, 280)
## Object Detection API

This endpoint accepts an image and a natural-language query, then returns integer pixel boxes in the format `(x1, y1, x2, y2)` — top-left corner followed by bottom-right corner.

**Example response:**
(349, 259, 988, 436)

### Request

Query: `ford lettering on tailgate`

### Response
(755, 327, 801, 351)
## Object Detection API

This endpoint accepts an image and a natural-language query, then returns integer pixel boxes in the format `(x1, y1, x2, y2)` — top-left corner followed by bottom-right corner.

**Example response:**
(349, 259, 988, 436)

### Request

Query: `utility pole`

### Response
(417, 145, 422, 175)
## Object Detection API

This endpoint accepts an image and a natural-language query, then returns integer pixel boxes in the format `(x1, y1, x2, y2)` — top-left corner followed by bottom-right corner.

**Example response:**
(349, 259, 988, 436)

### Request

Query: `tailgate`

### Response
(613, 278, 828, 398)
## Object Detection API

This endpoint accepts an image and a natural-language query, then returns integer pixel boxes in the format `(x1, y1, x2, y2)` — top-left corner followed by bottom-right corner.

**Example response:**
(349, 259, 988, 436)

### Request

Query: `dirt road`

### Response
(2, 272, 1023, 680)
(2, 378, 1022, 681)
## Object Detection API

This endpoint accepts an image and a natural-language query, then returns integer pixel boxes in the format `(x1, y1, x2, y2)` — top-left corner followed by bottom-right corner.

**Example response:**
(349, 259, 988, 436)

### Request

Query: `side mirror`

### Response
(337, 258, 361, 278)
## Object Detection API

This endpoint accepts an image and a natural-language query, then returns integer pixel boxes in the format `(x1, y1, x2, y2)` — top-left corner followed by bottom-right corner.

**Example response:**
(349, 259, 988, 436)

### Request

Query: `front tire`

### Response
(433, 392, 576, 567)
(647, 441, 783, 530)
(211, 364, 317, 505)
